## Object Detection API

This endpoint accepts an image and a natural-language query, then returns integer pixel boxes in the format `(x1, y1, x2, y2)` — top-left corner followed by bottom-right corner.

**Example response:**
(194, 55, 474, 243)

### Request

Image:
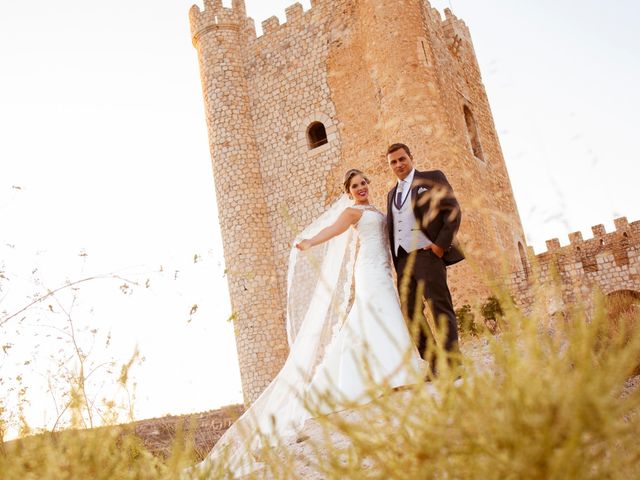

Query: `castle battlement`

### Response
(243, 0, 479, 61)
(253, 2, 316, 42)
(425, 5, 470, 37)
(190, 0, 475, 53)
(190, 0, 318, 45)
(189, 0, 249, 44)
(260, 2, 307, 35)
(533, 217, 638, 262)
(444, 11, 473, 58)
(419, 4, 472, 60)
(509, 217, 640, 314)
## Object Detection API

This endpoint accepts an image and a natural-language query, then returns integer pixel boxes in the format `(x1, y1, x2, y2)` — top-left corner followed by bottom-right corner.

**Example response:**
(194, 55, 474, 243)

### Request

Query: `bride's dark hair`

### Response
(343, 169, 370, 193)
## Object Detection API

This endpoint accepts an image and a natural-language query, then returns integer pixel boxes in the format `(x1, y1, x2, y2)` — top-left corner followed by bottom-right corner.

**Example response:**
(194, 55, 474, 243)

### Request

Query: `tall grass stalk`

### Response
(2, 286, 639, 479)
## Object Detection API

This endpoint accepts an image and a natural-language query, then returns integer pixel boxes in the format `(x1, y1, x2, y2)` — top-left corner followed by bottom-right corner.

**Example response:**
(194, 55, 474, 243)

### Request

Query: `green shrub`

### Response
(455, 303, 478, 336)
(480, 295, 504, 333)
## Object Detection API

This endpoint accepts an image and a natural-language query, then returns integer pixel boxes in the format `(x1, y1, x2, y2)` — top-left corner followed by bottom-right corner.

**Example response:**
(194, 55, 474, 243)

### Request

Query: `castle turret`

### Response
(189, 0, 288, 404)
(508, 217, 640, 315)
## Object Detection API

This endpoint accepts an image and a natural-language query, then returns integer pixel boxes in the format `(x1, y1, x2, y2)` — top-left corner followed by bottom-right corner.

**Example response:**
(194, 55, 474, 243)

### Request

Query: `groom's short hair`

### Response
(387, 143, 413, 159)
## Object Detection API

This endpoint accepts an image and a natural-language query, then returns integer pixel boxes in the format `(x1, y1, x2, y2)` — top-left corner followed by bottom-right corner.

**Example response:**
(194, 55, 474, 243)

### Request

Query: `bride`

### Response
(192, 169, 423, 477)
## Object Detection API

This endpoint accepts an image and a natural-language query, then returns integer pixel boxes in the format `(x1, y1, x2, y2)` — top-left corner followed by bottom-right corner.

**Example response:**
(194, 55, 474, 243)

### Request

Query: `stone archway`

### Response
(603, 290, 640, 373)
(605, 290, 640, 320)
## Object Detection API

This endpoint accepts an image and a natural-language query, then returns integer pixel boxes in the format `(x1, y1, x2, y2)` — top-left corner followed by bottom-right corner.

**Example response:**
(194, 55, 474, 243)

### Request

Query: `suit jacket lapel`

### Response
(388, 186, 396, 214)
(387, 188, 396, 254)
(410, 171, 420, 208)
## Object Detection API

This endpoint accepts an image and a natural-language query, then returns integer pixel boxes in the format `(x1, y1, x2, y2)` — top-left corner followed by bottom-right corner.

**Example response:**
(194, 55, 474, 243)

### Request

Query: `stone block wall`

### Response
(509, 217, 640, 315)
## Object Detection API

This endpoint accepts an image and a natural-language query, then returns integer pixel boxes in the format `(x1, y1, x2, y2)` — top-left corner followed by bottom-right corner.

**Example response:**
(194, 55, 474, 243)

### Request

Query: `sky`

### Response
(0, 0, 639, 436)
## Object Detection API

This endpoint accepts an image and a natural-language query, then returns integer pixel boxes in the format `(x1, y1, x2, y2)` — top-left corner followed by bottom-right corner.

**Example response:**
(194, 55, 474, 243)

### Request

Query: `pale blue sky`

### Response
(0, 0, 638, 434)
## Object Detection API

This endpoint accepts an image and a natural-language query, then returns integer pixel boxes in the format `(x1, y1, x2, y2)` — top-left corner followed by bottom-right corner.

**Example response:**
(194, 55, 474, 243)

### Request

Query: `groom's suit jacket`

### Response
(387, 169, 464, 267)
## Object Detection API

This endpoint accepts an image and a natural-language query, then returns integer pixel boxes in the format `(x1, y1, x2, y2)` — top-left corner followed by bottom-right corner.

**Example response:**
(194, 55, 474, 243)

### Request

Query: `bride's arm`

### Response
(296, 208, 362, 251)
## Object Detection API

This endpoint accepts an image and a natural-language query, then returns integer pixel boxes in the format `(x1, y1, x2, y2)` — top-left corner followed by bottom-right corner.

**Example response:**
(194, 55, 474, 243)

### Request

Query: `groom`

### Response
(386, 143, 464, 377)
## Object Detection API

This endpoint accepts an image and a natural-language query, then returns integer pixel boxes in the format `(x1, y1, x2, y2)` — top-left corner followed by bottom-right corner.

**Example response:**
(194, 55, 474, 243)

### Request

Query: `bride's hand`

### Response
(296, 239, 312, 251)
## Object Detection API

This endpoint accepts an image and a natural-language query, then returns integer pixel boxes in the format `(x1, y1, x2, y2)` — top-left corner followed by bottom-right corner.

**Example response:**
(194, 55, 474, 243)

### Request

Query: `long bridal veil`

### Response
(193, 194, 358, 477)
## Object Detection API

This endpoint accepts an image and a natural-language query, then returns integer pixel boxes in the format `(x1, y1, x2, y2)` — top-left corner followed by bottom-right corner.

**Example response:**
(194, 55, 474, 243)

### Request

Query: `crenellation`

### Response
(285, 3, 304, 24)
(232, 0, 247, 17)
(568, 231, 583, 244)
(592, 224, 606, 236)
(189, 3, 242, 45)
(441, 8, 467, 32)
(244, 17, 257, 38)
(510, 216, 640, 314)
(251, 8, 315, 42)
(261, 16, 280, 34)
(614, 216, 629, 230)
(428, 6, 443, 23)
(546, 238, 561, 252)
(528, 218, 639, 259)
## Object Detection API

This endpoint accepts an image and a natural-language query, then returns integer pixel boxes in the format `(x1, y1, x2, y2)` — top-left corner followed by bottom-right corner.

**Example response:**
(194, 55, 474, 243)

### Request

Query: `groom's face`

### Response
(387, 148, 414, 181)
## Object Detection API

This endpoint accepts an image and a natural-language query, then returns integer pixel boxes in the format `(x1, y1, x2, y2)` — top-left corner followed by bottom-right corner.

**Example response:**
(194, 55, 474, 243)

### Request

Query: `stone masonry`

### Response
(189, 0, 528, 404)
(509, 217, 640, 315)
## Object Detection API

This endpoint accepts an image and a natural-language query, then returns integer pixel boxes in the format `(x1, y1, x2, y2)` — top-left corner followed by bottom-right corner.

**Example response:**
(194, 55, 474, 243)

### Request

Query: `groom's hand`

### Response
(425, 244, 444, 258)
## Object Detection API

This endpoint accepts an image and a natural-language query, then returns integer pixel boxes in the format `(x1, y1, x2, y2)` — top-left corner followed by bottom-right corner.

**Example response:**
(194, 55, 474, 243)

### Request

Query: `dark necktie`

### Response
(395, 182, 404, 210)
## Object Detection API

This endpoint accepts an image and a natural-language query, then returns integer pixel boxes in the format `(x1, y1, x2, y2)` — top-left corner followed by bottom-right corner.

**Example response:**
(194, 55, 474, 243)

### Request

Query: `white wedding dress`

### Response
(192, 196, 423, 478)
(305, 204, 423, 405)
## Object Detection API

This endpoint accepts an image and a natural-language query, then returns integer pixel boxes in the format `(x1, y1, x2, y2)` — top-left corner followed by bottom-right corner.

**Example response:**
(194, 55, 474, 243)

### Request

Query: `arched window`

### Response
(463, 105, 484, 161)
(518, 241, 530, 277)
(307, 122, 328, 150)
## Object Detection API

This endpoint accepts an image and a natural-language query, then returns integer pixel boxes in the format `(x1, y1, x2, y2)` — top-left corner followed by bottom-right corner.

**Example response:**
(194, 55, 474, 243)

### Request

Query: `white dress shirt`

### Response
(396, 168, 416, 205)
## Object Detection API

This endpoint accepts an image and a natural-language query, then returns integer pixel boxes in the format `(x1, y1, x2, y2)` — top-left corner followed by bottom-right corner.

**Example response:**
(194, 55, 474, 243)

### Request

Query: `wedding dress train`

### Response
(193, 196, 423, 477)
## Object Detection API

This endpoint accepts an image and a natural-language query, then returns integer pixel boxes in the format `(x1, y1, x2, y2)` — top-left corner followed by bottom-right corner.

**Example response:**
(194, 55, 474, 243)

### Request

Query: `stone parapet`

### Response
(509, 218, 640, 314)
(189, 0, 255, 46)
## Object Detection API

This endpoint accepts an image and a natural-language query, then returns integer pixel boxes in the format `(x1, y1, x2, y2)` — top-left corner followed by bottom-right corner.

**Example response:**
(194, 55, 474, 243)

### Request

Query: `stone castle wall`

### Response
(190, 0, 528, 404)
(509, 217, 640, 315)
(321, 1, 527, 306)
(241, 1, 347, 323)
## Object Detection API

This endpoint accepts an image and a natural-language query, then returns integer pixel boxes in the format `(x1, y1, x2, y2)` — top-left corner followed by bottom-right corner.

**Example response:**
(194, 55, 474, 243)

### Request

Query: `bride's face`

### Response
(349, 174, 370, 203)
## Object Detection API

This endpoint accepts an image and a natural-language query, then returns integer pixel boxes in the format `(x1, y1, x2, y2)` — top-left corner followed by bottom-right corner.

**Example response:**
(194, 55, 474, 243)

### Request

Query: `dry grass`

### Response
(2, 288, 639, 479)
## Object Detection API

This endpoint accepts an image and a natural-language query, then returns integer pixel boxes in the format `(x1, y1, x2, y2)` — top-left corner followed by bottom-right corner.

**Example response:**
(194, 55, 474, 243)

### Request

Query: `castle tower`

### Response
(189, 0, 289, 404)
(321, 0, 528, 303)
(190, 0, 528, 404)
